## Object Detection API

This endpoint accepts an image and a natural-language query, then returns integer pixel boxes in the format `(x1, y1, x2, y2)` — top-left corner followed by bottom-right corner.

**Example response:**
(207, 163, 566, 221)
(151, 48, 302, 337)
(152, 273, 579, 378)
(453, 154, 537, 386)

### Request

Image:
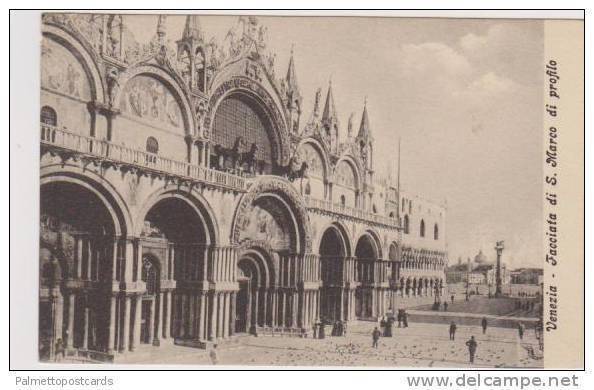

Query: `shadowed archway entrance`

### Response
(141, 195, 213, 344)
(39, 181, 118, 358)
(319, 225, 352, 322)
(355, 234, 378, 319)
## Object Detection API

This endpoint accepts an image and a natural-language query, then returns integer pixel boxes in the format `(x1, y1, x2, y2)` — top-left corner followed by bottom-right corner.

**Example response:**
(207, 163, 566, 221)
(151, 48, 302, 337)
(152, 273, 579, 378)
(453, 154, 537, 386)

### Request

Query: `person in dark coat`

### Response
(518, 322, 525, 340)
(397, 310, 402, 328)
(451, 294, 455, 304)
(443, 301, 448, 312)
(481, 317, 488, 334)
(54, 338, 65, 362)
(384, 317, 393, 337)
(402, 311, 409, 328)
(372, 327, 381, 348)
(465, 336, 478, 364)
(319, 321, 326, 339)
(449, 321, 457, 340)
(209, 344, 219, 365)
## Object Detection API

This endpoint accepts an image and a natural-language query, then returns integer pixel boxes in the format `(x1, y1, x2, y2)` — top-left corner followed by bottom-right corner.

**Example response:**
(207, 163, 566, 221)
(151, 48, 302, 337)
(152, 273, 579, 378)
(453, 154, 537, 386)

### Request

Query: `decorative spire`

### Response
(285, 44, 299, 92)
(284, 44, 302, 132)
(182, 15, 203, 41)
(358, 97, 372, 140)
(322, 78, 338, 125)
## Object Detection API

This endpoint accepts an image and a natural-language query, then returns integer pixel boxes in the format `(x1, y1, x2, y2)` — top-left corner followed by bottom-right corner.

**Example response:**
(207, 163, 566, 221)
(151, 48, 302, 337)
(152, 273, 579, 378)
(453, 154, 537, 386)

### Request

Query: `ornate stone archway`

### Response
(232, 176, 312, 254)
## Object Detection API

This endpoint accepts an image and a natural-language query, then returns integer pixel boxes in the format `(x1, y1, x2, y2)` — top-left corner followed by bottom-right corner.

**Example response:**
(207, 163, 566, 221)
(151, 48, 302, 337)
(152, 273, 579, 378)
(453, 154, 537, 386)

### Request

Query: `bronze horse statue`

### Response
(280, 156, 308, 182)
(214, 136, 244, 170)
(239, 142, 259, 174)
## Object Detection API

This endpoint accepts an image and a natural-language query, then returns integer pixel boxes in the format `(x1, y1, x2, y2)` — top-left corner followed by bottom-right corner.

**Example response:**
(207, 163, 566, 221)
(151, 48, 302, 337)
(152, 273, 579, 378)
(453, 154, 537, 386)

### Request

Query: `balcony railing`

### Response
(41, 126, 402, 226)
(304, 196, 399, 227)
(40, 125, 247, 192)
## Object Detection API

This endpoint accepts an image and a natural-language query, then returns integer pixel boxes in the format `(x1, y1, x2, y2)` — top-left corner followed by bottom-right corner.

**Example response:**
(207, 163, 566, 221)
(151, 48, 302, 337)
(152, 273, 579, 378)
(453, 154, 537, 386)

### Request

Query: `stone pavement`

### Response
(113, 321, 544, 368)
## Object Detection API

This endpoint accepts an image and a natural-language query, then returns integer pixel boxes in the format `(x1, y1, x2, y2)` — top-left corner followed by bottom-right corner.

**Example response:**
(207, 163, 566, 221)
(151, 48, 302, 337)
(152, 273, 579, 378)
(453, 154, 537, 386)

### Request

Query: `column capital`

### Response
(87, 100, 120, 118)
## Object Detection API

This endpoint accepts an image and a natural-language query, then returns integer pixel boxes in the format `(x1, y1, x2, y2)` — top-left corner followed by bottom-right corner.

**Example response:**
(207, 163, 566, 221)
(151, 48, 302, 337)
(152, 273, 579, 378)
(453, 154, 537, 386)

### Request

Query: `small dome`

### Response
(474, 250, 487, 264)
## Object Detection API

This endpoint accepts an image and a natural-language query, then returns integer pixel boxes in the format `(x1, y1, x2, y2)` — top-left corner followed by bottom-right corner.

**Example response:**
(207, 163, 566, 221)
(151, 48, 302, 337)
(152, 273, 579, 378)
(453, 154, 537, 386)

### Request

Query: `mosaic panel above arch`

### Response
(335, 160, 357, 188)
(297, 143, 325, 179)
(41, 37, 91, 101)
(119, 75, 184, 131)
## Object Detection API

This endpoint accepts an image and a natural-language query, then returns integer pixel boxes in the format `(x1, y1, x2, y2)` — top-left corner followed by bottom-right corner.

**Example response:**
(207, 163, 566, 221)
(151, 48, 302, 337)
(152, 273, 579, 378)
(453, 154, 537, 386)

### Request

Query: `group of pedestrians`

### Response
(448, 317, 527, 364)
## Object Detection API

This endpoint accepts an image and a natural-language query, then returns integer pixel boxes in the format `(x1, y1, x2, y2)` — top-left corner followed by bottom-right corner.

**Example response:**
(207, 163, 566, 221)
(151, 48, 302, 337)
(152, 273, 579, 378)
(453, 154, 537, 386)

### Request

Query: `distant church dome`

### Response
(474, 250, 487, 264)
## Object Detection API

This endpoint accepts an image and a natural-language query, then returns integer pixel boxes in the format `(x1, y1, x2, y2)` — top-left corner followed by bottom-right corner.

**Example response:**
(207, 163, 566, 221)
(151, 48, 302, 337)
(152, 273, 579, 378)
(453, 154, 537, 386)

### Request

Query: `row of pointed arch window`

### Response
(403, 215, 439, 240)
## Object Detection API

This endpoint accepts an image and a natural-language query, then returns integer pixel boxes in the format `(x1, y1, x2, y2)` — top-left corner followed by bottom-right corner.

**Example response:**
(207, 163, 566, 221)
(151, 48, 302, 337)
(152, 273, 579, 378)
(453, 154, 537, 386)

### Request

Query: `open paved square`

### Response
(112, 321, 543, 368)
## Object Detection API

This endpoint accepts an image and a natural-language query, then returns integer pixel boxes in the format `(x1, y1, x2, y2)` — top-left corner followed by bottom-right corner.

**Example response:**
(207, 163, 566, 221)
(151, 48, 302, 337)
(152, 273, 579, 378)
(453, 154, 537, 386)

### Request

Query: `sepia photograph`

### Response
(30, 11, 583, 369)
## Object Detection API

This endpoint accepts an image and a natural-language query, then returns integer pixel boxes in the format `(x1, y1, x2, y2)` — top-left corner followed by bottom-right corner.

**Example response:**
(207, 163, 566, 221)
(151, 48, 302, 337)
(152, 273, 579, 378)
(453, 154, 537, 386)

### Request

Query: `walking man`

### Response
(481, 317, 488, 334)
(465, 336, 478, 364)
(449, 321, 457, 340)
(403, 310, 409, 328)
(443, 301, 448, 312)
(451, 294, 455, 304)
(372, 327, 381, 348)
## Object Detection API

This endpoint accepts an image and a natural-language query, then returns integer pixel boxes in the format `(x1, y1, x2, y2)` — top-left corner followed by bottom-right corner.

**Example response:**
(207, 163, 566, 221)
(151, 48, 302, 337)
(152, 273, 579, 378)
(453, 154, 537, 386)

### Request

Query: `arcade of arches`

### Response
(40, 177, 446, 361)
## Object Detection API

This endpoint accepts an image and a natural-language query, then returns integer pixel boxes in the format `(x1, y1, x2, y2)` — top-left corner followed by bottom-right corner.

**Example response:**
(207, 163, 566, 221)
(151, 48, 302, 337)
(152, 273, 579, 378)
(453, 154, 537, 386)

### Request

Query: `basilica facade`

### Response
(38, 14, 448, 361)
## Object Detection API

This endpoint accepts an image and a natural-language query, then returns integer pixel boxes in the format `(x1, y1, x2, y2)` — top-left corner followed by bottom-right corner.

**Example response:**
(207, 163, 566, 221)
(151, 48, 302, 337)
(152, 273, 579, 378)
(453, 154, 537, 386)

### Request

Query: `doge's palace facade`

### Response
(38, 14, 447, 361)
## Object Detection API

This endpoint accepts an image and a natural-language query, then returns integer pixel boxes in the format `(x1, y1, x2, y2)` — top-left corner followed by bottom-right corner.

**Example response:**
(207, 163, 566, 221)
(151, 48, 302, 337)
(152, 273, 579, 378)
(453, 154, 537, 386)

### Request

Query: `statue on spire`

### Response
(347, 112, 355, 138)
(156, 15, 167, 45)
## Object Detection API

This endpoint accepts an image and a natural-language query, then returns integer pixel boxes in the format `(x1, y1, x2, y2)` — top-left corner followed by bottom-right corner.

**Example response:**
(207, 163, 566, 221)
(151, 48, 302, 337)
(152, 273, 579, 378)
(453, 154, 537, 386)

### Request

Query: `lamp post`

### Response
(494, 241, 505, 297)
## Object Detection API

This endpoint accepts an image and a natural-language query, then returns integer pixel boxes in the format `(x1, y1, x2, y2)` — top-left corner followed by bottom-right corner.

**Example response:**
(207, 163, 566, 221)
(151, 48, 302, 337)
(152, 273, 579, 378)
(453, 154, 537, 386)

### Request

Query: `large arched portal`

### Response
(140, 195, 212, 344)
(233, 177, 312, 333)
(39, 181, 117, 359)
(354, 234, 378, 319)
(319, 226, 349, 322)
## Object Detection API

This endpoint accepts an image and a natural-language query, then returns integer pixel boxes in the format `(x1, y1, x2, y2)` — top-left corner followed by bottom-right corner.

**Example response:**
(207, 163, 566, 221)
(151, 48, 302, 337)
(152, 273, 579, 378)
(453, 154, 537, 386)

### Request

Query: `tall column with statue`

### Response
(494, 241, 504, 297)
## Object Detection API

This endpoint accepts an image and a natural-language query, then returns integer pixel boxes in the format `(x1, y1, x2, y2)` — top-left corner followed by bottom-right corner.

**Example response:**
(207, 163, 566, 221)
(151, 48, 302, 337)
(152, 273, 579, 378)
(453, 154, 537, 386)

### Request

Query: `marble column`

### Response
(76, 237, 84, 279)
(82, 303, 89, 350)
(188, 293, 195, 339)
(107, 295, 117, 353)
(132, 295, 142, 350)
(253, 289, 259, 328)
(216, 293, 224, 339)
(209, 293, 216, 341)
(246, 289, 252, 332)
(223, 292, 230, 338)
(229, 292, 236, 336)
(197, 292, 205, 341)
(112, 238, 119, 281)
(280, 291, 286, 327)
(261, 289, 268, 327)
(66, 292, 76, 349)
(303, 291, 309, 328)
(153, 293, 162, 345)
(120, 295, 131, 352)
(181, 293, 188, 338)
(163, 291, 171, 339)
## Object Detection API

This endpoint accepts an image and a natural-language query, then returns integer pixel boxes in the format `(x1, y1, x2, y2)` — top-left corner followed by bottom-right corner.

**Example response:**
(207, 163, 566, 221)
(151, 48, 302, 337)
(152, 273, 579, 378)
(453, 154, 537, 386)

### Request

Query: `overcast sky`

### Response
(123, 14, 544, 269)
